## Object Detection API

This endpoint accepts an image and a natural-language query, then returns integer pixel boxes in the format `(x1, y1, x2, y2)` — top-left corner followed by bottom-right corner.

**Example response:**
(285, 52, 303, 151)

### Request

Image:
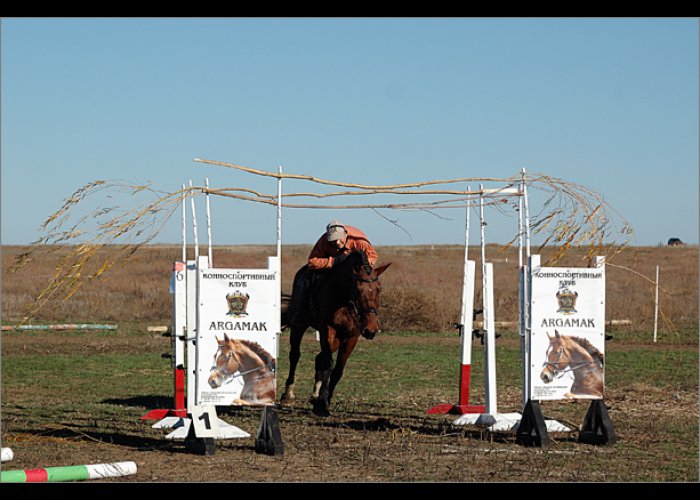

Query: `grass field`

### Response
(1, 325, 697, 482)
(1, 244, 698, 482)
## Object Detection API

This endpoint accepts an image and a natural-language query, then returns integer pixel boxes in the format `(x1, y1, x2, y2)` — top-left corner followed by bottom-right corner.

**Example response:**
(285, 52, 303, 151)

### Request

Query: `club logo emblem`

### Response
(226, 291, 249, 317)
(556, 287, 578, 315)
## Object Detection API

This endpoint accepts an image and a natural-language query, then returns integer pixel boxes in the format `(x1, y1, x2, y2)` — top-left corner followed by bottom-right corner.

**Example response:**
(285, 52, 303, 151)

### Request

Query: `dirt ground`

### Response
(1, 329, 698, 484)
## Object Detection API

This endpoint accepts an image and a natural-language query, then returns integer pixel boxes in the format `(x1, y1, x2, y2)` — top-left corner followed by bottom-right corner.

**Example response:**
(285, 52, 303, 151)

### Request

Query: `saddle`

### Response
(287, 265, 327, 328)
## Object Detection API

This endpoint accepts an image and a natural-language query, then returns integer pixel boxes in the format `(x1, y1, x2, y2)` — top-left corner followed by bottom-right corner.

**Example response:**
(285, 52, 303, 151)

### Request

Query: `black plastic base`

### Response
(255, 406, 285, 456)
(578, 399, 617, 445)
(184, 436, 216, 456)
(516, 399, 550, 447)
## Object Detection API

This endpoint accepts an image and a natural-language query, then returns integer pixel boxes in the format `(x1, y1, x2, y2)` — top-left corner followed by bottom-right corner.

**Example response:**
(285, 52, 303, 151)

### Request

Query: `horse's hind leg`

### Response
(280, 324, 306, 406)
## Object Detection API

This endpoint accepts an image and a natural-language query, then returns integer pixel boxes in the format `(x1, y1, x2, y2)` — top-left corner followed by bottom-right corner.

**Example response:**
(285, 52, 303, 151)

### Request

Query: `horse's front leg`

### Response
(311, 326, 338, 417)
(328, 335, 359, 405)
(281, 324, 307, 406)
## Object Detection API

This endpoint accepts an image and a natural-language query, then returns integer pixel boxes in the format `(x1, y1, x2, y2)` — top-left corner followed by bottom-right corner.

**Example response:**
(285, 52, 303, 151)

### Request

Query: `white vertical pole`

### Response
(181, 184, 187, 263)
(518, 195, 523, 269)
(479, 186, 498, 415)
(461, 192, 471, 326)
(479, 186, 486, 280)
(519, 171, 529, 409)
(188, 181, 201, 408)
(277, 166, 283, 259)
(457, 194, 474, 408)
(484, 263, 497, 414)
(189, 180, 199, 261)
(522, 169, 531, 258)
(185, 260, 198, 412)
(521, 169, 532, 409)
(205, 178, 213, 267)
(653, 266, 660, 343)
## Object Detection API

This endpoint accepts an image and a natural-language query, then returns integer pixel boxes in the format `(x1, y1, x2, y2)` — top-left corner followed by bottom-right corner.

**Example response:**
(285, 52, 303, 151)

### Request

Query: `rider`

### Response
(308, 220, 378, 270)
(287, 220, 378, 326)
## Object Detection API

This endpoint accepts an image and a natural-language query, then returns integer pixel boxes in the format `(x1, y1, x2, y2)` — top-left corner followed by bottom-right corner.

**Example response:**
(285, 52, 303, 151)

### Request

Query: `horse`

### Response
(208, 334, 276, 405)
(280, 250, 391, 417)
(539, 330, 605, 399)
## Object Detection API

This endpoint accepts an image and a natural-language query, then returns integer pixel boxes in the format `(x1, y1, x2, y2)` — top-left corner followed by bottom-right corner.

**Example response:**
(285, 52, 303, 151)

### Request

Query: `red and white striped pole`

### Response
(141, 261, 187, 421)
(428, 198, 485, 415)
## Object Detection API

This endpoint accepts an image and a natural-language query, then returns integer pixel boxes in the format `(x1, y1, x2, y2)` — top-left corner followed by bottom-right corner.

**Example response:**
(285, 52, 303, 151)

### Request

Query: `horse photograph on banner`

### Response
(539, 330, 604, 399)
(208, 334, 276, 405)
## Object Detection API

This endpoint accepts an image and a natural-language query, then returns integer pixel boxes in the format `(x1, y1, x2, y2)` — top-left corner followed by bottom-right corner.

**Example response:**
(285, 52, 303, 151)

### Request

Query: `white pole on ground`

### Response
(653, 266, 660, 343)
(205, 178, 213, 267)
(189, 180, 200, 261)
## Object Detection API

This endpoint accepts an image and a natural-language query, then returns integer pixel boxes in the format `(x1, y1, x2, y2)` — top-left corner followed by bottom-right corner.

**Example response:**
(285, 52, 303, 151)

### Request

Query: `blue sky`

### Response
(2, 18, 698, 249)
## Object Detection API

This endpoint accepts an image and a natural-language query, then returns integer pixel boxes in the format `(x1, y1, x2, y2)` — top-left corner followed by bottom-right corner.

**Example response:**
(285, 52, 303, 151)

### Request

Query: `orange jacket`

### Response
(307, 225, 378, 270)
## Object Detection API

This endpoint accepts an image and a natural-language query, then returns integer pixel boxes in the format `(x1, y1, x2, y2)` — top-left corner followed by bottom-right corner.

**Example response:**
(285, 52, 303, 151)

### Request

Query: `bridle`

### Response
(348, 268, 380, 323)
(210, 347, 273, 385)
(542, 344, 601, 379)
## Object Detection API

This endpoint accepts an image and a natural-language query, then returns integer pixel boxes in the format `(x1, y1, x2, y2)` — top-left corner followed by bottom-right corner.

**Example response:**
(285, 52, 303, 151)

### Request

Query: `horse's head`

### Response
(349, 252, 391, 339)
(208, 333, 241, 389)
(540, 330, 569, 383)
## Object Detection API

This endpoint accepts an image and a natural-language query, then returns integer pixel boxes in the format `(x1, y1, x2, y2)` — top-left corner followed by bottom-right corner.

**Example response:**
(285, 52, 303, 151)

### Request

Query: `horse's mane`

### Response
(238, 339, 276, 372)
(569, 336, 605, 365)
(347, 250, 371, 274)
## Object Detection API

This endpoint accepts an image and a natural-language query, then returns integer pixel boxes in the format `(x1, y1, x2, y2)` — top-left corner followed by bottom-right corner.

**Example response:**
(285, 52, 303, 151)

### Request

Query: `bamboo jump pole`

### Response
(194, 157, 509, 190)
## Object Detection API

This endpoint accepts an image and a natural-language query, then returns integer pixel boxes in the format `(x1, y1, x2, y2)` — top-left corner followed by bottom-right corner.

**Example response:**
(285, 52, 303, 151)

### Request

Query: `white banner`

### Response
(195, 257, 280, 406)
(529, 259, 606, 401)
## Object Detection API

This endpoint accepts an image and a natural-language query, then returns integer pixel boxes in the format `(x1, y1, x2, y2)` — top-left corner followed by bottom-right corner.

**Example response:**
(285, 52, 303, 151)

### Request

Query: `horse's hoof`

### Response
(313, 407, 331, 418)
(312, 404, 331, 418)
(280, 395, 295, 407)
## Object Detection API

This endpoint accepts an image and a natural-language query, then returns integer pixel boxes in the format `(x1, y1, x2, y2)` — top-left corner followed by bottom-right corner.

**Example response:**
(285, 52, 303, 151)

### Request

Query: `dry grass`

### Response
(2, 243, 697, 336)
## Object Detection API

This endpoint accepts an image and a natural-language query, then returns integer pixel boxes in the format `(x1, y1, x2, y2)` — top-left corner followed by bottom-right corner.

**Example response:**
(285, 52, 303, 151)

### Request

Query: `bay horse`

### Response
(208, 334, 276, 405)
(280, 250, 390, 417)
(540, 330, 605, 399)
